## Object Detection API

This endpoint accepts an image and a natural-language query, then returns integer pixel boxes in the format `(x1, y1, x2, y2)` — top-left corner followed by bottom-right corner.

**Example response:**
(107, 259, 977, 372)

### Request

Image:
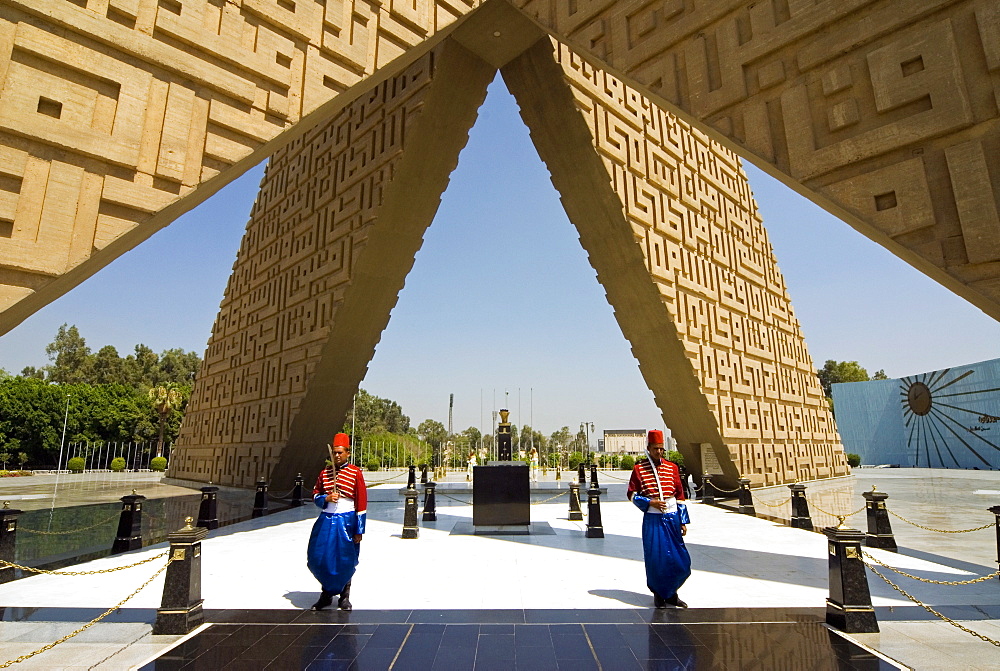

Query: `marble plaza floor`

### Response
(0, 468, 998, 669)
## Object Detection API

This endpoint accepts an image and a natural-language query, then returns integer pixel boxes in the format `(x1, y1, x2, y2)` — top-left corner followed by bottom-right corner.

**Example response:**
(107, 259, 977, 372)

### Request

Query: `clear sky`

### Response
(2, 76, 999, 439)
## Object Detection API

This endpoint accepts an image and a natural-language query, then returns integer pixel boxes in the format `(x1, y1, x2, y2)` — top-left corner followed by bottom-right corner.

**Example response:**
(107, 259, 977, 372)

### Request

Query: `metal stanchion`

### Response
(737, 478, 756, 516)
(701, 474, 715, 506)
(824, 522, 878, 633)
(585, 482, 604, 538)
(577, 464, 586, 485)
(590, 464, 600, 488)
(420, 464, 429, 484)
(863, 486, 896, 551)
(196, 486, 219, 530)
(789, 482, 813, 531)
(402, 480, 419, 539)
(990, 505, 1000, 579)
(422, 481, 437, 522)
(291, 473, 305, 507)
(0, 502, 22, 584)
(153, 517, 208, 635)
(407, 465, 416, 489)
(111, 490, 146, 554)
(252, 479, 268, 518)
(568, 481, 584, 521)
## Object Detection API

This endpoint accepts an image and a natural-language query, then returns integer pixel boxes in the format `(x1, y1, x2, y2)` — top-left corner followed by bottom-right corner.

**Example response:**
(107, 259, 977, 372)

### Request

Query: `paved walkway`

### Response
(1, 469, 998, 669)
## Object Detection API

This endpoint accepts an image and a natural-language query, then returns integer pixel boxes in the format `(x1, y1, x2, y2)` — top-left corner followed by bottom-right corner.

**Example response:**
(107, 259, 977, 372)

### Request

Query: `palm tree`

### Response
(149, 385, 182, 458)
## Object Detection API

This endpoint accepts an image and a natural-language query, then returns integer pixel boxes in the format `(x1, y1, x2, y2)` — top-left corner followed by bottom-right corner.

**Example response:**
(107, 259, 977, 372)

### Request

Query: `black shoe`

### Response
(338, 582, 353, 611)
(665, 593, 688, 608)
(311, 590, 334, 611)
(653, 593, 667, 609)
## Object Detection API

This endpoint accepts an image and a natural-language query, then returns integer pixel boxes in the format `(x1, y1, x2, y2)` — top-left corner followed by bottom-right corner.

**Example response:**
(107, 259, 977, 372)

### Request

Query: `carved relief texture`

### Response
(0, 0, 477, 328)
(516, 0, 1000, 321)
(170, 51, 440, 487)
(550, 42, 847, 485)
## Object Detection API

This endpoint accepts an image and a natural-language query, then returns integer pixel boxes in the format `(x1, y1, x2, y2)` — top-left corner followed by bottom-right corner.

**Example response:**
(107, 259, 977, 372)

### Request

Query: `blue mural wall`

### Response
(832, 358, 1000, 469)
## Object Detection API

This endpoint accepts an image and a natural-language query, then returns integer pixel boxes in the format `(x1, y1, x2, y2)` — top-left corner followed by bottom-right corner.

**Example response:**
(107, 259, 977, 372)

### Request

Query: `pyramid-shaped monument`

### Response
(2, 0, 997, 485)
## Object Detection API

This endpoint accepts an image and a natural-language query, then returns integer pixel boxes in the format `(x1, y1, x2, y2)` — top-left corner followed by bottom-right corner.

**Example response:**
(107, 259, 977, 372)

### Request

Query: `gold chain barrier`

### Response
(17, 511, 121, 535)
(532, 491, 569, 506)
(0, 555, 174, 668)
(860, 551, 1000, 585)
(863, 562, 1000, 648)
(810, 502, 867, 519)
(0, 551, 167, 576)
(752, 495, 792, 508)
(365, 471, 408, 485)
(885, 508, 994, 533)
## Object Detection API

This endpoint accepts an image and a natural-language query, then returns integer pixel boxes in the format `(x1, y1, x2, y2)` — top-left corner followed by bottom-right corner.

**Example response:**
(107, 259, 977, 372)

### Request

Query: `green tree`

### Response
(156, 348, 202, 385)
(45, 324, 92, 384)
(90, 345, 131, 385)
(149, 384, 183, 457)
(417, 419, 447, 448)
(345, 389, 410, 437)
(620, 455, 635, 471)
(460, 426, 482, 451)
(817, 360, 871, 397)
(0, 451, 10, 469)
(17, 451, 27, 469)
(20, 366, 45, 379)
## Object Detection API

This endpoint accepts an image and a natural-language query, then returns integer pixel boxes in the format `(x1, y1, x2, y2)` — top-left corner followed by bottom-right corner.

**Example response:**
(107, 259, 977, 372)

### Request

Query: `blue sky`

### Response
(2, 76, 998, 438)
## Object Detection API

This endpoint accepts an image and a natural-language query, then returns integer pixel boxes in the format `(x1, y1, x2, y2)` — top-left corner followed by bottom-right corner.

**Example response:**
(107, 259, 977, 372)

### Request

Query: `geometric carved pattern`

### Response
(503, 39, 845, 486)
(172, 27, 846, 487)
(0, 0, 479, 332)
(171, 42, 496, 487)
(514, 0, 1000, 321)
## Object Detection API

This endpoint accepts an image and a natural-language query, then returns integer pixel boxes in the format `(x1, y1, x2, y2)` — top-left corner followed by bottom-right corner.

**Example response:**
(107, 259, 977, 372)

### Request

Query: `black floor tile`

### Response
(141, 611, 903, 671)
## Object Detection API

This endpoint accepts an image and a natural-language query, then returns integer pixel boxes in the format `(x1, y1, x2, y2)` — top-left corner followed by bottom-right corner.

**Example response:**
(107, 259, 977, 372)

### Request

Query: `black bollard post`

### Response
(577, 463, 586, 485)
(863, 486, 896, 551)
(568, 481, 584, 521)
(0, 502, 23, 584)
(701, 475, 715, 506)
(737, 478, 756, 516)
(291, 473, 305, 507)
(585, 483, 604, 538)
(402, 480, 420, 539)
(422, 481, 437, 522)
(252, 479, 268, 518)
(153, 517, 209, 635)
(196, 486, 219, 530)
(111, 490, 146, 554)
(407, 465, 417, 489)
(789, 482, 813, 531)
(989, 505, 1000, 579)
(590, 464, 600, 488)
(824, 523, 878, 633)
(420, 464, 429, 484)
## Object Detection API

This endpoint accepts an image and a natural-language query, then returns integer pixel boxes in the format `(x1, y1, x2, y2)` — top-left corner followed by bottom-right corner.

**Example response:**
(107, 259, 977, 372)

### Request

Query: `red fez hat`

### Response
(647, 429, 664, 445)
(332, 433, 351, 448)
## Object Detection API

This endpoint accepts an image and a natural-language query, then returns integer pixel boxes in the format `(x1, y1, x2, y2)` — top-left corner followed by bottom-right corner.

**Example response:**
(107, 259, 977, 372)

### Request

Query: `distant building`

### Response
(602, 429, 675, 455)
(832, 357, 1000, 469)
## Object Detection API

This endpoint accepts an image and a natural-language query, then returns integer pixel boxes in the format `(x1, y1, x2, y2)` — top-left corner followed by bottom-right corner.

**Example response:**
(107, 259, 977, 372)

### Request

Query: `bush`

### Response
(619, 455, 635, 471)
(67, 457, 85, 473)
(0, 470, 33, 477)
(667, 450, 685, 468)
(110, 457, 127, 472)
(150, 456, 168, 472)
(365, 457, 381, 472)
(846, 453, 861, 467)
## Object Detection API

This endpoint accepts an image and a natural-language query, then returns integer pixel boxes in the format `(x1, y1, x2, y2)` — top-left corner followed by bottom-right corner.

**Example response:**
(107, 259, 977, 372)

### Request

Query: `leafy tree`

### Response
(567, 451, 584, 469)
(45, 324, 92, 384)
(20, 366, 45, 379)
(620, 455, 635, 471)
(0, 368, 9, 379)
(667, 450, 685, 468)
(417, 419, 447, 448)
(460, 426, 482, 451)
(17, 451, 27, 469)
(90, 345, 131, 385)
(871, 370, 888, 380)
(817, 360, 872, 398)
(345, 389, 410, 437)
(0, 451, 9, 469)
(149, 384, 183, 457)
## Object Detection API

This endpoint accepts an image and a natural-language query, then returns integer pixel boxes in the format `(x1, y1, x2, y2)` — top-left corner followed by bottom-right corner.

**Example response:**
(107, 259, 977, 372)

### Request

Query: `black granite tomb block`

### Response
(473, 463, 529, 526)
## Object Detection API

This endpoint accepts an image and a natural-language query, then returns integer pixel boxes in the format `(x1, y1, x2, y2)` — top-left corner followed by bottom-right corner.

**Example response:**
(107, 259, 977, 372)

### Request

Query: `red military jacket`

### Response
(313, 463, 368, 517)
(627, 458, 685, 502)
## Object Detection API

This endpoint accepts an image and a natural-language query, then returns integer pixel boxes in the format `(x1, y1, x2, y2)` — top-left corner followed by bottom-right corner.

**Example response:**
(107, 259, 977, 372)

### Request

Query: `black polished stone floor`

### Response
(138, 609, 903, 670)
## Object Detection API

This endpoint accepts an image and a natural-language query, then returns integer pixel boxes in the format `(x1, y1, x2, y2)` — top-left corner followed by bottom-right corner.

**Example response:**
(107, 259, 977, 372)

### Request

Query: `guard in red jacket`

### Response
(627, 429, 691, 608)
(307, 433, 367, 611)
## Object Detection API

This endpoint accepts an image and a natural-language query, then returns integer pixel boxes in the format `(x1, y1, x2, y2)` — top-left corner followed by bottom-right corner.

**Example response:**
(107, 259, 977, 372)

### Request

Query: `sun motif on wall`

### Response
(900, 369, 1000, 468)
